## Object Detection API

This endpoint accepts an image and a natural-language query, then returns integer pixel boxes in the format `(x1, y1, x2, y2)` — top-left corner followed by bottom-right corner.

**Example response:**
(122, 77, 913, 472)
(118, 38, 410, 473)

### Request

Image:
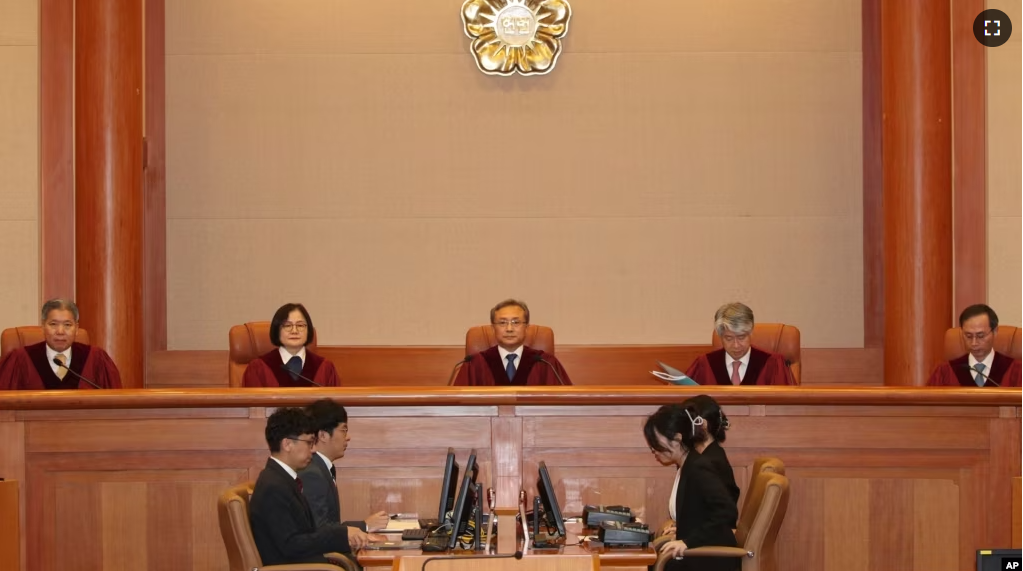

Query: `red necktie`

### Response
(295, 477, 303, 493)
(730, 361, 742, 385)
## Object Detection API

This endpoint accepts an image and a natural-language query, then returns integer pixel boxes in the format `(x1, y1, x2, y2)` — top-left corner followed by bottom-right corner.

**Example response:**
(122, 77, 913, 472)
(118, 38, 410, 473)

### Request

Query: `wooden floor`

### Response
(0, 386, 1018, 571)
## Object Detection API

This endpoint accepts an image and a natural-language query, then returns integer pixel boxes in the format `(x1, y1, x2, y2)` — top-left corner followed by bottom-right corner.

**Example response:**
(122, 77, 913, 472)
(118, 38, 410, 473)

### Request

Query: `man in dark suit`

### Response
(300, 399, 389, 533)
(249, 407, 382, 566)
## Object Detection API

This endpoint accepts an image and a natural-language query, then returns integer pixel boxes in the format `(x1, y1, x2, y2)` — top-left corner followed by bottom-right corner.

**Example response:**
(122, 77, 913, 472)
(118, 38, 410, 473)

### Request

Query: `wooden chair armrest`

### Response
(683, 546, 750, 558)
(323, 552, 359, 571)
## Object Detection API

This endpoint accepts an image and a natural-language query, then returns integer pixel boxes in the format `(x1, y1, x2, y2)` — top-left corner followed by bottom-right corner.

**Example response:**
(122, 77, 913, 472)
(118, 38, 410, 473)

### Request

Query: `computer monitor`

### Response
(436, 447, 460, 522)
(445, 449, 479, 550)
(537, 461, 566, 537)
(977, 549, 1021, 571)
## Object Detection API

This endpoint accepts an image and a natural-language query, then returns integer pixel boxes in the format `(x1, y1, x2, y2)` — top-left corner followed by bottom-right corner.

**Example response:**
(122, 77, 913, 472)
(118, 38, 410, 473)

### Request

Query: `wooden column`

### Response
(74, 0, 145, 387)
(881, 1, 953, 385)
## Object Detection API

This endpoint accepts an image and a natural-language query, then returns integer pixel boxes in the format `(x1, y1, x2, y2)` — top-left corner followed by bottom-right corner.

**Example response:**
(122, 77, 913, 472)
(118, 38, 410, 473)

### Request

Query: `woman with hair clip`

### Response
(242, 303, 341, 387)
(645, 403, 739, 571)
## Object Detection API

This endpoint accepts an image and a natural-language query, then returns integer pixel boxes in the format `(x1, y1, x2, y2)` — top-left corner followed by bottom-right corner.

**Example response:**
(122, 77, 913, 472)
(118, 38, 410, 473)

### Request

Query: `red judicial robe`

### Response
(242, 350, 341, 388)
(927, 352, 1021, 387)
(685, 347, 793, 386)
(453, 345, 572, 386)
(0, 341, 121, 390)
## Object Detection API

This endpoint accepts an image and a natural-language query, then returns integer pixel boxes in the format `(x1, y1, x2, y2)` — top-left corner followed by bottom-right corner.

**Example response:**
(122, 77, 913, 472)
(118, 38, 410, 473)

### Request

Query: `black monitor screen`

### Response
(446, 449, 478, 549)
(537, 461, 566, 537)
(977, 549, 1021, 571)
(437, 448, 460, 522)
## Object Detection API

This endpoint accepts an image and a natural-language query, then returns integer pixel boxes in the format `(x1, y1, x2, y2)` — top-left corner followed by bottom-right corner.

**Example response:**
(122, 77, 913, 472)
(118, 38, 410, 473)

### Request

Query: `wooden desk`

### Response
(0, 480, 19, 571)
(0, 386, 1018, 571)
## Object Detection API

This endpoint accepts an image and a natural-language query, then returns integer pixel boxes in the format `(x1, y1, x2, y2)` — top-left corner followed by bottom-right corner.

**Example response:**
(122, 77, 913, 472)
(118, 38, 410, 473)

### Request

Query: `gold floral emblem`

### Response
(461, 0, 572, 76)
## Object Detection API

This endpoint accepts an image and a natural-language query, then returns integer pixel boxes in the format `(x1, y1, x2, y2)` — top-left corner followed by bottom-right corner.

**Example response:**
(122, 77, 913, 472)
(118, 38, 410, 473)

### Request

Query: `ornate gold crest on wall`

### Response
(461, 0, 572, 76)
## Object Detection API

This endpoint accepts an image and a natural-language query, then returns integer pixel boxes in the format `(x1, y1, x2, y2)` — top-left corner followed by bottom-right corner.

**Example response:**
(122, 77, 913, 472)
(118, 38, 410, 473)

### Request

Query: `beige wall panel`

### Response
(166, 0, 859, 55)
(987, 0, 1021, 326)
(0, 48, 38, 222)
(167, 53, 861, 220)
(167, 215, 862, 348)
(0, 223, 40, 332)
(167, 0, 863, 349)
(0, 0, 36, 45)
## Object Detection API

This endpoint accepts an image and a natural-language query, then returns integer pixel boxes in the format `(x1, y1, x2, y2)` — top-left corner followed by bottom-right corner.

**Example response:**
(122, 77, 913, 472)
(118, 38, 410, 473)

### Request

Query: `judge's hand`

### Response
(659, 539, 689, 559)
(347, 527, 387, 550)
(364, 511, 390, 531)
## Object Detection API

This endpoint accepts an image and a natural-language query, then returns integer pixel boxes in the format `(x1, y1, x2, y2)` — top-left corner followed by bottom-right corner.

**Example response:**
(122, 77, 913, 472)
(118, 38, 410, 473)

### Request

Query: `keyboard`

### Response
(401, 528, 431, 541)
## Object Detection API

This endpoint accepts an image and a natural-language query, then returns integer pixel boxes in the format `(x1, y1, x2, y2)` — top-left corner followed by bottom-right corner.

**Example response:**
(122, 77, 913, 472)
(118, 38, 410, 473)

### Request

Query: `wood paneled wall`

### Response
(0, 388, 1017, 571)
(146, 346, 883, 388)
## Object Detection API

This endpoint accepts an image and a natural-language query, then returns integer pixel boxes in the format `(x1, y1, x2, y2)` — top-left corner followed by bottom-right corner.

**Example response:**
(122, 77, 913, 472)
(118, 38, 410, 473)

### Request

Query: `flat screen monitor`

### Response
(436, 447, 460, 522)
(446, 449, 479, 549)
(977, 549, 1021, 571)
(537, 461, 566, 537)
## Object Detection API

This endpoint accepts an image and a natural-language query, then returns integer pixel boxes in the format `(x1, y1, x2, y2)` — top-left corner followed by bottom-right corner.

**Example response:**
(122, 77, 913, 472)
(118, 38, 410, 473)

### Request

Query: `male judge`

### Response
(299, 399, 388, 535)
(0, 299, 121, 390)
(452, 299, 572, 386)
(685, 302, 793, 386)
(927, 304, 1021, 387)
(250, 407, 382, 567)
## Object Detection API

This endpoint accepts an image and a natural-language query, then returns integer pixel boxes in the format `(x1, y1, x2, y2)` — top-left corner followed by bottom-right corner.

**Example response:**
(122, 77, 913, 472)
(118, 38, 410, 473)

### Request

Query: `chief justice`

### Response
(452, 299, 572, 386)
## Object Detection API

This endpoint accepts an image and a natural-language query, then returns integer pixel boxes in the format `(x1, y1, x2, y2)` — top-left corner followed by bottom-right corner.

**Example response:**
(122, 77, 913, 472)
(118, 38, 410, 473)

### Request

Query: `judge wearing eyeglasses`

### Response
(242, 303, 342, 387)
(452, 299, 572, 386)
(927, 304, 1021, 387)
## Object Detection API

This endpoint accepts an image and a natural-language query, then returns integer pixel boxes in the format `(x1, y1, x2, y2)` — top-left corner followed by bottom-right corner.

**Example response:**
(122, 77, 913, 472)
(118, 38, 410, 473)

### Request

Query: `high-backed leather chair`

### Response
(217, 482, 354, 571)
(228, 322, 318, 388)
(1, 326, 92, 361)
(943, 326, 1022, 361)
(654, 472, 790, 571)
(711, 323, 801, 385)
(464, 324, 555, 356)
(741, 457, 786, 518)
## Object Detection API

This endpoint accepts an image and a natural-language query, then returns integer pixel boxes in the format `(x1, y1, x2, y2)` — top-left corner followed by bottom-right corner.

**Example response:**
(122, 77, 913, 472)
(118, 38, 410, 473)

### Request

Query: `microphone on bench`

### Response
(533, 353, 566, 386)
(446, 354, 474, 385)
(52, 358, 103, 390)
(279, 362, 323, 387)
(958, 363, 1000, 387)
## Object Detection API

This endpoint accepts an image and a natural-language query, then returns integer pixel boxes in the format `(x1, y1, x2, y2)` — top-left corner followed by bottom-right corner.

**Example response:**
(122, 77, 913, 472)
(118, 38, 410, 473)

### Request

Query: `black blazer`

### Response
(665, 453, 740, 571)
(699, 441, 741, 523)
(249, 458, 352, 566)
(298, 453, 368, 531)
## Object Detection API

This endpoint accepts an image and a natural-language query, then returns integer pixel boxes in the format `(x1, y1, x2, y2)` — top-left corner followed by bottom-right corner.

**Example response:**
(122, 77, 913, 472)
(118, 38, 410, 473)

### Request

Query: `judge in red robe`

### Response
(243, 303, 341, 388)
(927, 304, 1022, 388)
(0, 299, 121, 390)
(453, 299, 572, 386)
(685, 302, 794, 386)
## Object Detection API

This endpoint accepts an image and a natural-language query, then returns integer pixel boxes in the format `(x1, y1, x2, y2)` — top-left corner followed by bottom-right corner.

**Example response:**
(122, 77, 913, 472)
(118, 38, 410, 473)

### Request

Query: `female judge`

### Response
(242, 303, 341, 387)
(645, 404, 739, 571)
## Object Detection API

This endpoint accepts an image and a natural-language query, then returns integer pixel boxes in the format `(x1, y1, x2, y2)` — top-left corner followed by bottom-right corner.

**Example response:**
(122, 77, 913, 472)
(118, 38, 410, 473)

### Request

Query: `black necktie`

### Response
(330, 465, 337, 481)
(284, 355, 302, 380)
(295, 476, 303, 493)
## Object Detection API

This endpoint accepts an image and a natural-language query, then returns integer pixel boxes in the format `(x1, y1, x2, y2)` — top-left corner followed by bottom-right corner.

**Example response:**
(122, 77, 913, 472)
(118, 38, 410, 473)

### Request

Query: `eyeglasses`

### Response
(282, 322, 308, 332)
(288, 437, 316, 447)
(493, 320, 527, 328)
(963, 330, 993, 342)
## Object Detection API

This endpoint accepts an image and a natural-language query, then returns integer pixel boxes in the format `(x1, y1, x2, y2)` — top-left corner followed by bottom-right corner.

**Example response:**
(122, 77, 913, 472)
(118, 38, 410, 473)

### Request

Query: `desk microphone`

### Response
(279, 363, 323, 387)
(421, 551, 523, 570)
(533, 353, 566, 386)
(958, 363, 1000, 387)
(446, 355, 474, 385)
(52, 358, 102, 390)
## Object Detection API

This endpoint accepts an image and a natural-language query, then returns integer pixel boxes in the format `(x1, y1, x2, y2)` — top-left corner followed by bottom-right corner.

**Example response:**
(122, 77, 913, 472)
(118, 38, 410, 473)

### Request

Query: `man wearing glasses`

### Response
(928, 304, 1021, 387)
(250, 407, 380, 567)
(453, 299, 572, 386)
(242, 302, 341, 387)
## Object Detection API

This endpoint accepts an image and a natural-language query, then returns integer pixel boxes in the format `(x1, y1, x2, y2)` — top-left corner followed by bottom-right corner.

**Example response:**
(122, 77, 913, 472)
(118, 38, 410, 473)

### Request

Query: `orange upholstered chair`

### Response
(943, 326, 1021, 361)
(228, 322, 318, 388)
(711, 323, 801, 385)
(1, 326, 92, 361)
(464, 324, 555, 357)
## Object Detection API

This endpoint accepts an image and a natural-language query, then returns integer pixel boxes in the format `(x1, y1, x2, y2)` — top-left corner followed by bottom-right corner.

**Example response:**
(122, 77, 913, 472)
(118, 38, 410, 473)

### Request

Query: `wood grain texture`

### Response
(39, 0, 76, 302)
(0, 481, 19, 571)
(144, 346, 883, 389)
(1014, 477, 1021, 549)
(880, 0, 954, 386)
(0, 391, 1018, 571)
(144, 0, 169, 359)
(74, 0, 145, 387)
(861, 0, 883, 348)
(951, 0, 987, 314)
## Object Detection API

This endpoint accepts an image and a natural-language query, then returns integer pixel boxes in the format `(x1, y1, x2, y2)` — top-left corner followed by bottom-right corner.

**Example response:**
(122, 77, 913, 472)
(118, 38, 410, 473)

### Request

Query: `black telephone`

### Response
(583, 504, 635, 526)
